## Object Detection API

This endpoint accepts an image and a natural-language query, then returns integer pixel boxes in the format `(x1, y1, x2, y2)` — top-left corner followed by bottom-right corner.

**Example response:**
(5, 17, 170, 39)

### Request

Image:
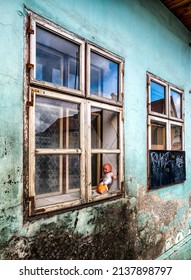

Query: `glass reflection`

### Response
(90, 51, 119, 101)
(35, 96, 80, 149)
(151, 81, 166, 114)
(170, 90, 182, 119)
(36, 27, 80, 89)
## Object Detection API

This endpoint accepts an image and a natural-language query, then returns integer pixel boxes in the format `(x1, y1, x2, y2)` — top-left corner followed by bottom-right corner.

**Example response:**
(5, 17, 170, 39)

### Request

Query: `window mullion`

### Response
(85, 101, 92, 202)
(80, 101, 86, 202)
(166, 121, 171, 150)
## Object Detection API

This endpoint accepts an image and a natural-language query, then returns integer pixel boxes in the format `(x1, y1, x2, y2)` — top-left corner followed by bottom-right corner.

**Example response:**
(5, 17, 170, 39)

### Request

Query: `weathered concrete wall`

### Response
(1, 0, 191, 259)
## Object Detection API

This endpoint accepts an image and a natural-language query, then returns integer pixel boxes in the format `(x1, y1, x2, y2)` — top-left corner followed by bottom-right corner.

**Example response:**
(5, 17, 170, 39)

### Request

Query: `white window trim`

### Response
(148, 116, 184, 150)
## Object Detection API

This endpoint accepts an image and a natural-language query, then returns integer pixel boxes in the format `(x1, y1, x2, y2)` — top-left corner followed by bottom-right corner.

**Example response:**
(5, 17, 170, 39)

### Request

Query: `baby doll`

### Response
(97, 163, 116, 194)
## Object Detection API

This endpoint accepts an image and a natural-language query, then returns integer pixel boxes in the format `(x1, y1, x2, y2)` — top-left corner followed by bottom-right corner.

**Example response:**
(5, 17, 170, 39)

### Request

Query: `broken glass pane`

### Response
(91, 107, 119, 149)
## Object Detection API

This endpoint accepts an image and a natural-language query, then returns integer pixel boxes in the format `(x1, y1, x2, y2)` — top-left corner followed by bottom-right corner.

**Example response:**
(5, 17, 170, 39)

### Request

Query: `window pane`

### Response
(170, 90, 182, 119)
(151, 81, 166, 114)
(151, 122, 166, 150)
(36, 154, 80, 196)
(90, 51, 119, 101)
(171, 125, 182, 150)
(36, 27, 80, 89)
(91, 153, 119, 192)
(91, 107, 119, 149)
(36, 155, 59, 195)
(35, 96, 80, 149)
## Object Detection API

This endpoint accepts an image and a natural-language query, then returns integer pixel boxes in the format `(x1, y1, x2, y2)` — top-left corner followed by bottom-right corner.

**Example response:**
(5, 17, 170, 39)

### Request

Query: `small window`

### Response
(27, 13, 124, 215)
(147, 73, 185, 189)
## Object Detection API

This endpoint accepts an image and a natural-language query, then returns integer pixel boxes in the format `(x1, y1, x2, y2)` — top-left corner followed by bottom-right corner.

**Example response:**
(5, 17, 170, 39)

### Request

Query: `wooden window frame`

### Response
(147, 73, 184, 189)
(29, 13, 85, 96)
(29, 89, 124, 215)
(86, 44, 124, 106)
(27, 13, 124, 215)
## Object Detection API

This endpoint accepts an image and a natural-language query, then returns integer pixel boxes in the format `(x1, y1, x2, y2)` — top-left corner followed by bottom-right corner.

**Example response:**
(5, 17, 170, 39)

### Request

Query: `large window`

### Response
(147, 73, 185, 189)
(27, 14, 124, 215)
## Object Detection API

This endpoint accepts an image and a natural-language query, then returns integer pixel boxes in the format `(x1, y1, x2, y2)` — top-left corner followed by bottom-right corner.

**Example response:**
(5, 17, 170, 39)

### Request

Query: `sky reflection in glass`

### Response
(151, 81, 165, 114)
(170, 90, 181, 119)
(90, 52, 119, 101)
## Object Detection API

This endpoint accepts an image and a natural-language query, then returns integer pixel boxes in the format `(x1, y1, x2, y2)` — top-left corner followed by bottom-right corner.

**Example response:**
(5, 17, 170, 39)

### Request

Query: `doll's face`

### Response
(103, 164, 112, 173)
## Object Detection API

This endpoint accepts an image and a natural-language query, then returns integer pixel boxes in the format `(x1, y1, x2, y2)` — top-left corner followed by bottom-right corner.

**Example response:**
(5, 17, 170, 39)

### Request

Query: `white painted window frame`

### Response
(148, 116, 184, 150)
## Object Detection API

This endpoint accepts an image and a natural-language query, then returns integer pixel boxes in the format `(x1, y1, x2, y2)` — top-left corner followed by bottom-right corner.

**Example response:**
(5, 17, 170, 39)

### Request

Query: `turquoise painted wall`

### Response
(0, 0, 24, 245)
(1, 0, 191, 259)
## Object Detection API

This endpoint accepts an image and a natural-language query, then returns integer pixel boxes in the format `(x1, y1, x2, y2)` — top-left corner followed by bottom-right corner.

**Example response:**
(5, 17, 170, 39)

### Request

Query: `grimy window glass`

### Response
(35, 96, 80, 199)
(150, 81, 166, 114)
(90, 51, 119, 101)
(35, 96, 80, 149)
(35, 154, 80, 196)
(36, 27, 80, 89)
